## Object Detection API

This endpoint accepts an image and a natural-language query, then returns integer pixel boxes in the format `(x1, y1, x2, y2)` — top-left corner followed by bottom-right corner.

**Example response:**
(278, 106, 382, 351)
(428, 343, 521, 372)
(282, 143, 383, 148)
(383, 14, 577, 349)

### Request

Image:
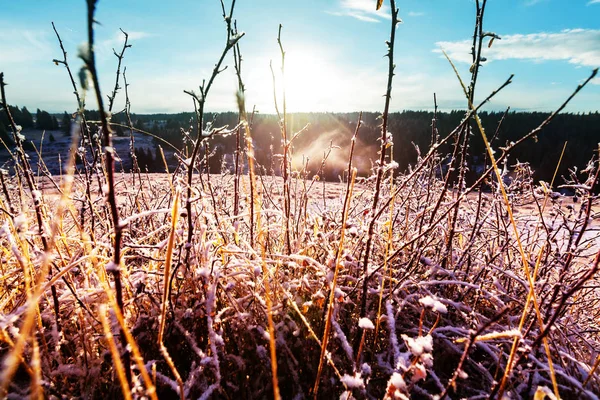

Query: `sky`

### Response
(1, 0, 599, 115)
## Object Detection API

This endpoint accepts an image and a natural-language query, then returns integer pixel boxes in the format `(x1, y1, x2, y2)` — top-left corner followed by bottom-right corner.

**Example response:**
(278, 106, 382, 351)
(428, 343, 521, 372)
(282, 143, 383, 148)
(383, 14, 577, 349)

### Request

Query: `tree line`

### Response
(2, 108, 598, 189)
(0, 106, 72, 144)
(125, 110, 599, 188)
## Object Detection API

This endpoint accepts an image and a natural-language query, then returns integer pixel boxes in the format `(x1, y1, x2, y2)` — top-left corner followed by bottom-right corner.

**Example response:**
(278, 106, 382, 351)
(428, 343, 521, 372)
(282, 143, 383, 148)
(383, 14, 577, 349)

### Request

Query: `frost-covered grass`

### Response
(1, 0, 599, 399)
(0, 164, 598, 398)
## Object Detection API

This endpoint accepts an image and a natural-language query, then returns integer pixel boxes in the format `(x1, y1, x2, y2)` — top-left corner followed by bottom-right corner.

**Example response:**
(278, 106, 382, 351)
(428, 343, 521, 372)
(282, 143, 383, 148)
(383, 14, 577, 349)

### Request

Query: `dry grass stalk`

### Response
(99, 305, 133, 400)
(0, 1, 599, 399)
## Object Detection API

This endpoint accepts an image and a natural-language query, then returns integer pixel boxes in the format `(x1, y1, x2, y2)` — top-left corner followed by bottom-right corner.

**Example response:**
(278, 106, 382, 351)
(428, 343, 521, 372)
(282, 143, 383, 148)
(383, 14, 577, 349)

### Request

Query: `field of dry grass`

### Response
(1, 0, 599, 399)
(0, 165, 598, 399)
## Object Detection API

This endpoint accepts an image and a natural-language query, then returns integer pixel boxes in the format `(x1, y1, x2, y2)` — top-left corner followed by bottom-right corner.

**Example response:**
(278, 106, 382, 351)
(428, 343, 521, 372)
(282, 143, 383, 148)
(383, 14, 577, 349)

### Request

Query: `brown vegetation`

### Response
(0, 0, 599, 399)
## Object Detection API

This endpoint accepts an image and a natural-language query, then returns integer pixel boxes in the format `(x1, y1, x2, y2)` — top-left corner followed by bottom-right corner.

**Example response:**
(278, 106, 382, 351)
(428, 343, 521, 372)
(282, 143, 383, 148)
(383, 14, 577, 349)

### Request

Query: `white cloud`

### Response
(435, 29, 600, 68)
(330, 0, 391, 23)
(102, 29, 153, 47)
(96, 29, 153, 60)
(407, 11, 425, 17)
(588, 0, 600, 5)
(0, 28, 54, 64)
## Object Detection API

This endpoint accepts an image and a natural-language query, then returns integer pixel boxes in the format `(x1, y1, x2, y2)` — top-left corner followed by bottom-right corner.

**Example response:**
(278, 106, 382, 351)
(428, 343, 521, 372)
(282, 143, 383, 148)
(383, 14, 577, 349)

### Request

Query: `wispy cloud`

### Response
(0, 27, 54, 64)
(94, 29, 153, 63)
(407, 11, 425, 17)
(99, 29, 152, 51)
(329, 0, 391, 23)
(524, 0, 547, 6)
(105, 29, 153, 46)
(435, 29, 600, 68)
(326, 11, 380, 23)
(587, 0, 600, 5)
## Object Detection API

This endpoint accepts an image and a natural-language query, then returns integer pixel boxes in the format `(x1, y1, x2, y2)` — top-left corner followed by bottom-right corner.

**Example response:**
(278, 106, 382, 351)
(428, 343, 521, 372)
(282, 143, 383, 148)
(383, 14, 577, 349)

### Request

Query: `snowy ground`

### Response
(0, 128, 158, 175)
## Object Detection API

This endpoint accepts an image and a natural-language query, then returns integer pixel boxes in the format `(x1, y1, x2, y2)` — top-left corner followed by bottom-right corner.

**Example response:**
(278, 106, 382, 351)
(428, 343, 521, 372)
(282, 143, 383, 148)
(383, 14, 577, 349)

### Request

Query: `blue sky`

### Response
(1, 0, 598, 114)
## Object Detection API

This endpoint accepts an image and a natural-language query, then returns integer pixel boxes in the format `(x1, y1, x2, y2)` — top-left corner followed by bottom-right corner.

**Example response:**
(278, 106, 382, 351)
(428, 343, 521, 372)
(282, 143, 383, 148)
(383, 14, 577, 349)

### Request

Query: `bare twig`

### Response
(81, 0, 130, 385)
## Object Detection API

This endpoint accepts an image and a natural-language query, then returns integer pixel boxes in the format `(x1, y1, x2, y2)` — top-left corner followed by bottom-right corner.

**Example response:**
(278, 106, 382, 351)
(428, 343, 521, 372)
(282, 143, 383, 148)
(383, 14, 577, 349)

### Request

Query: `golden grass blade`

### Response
(99, 305, 132, 400)
(30, 336, 43, 400)
(582, 353, 600, 388)
(280, 286, 345, 380)
(313, 168, 357, 399)
(441, 50, 560, 399)
(101, 279, 159, 400)
(261, 239, 281, 400)
(158, 186, 180, 344)
(159, 344, 184, 400)
(373, 151, 396, 344)
(0, 121, 80, 396)
(157, 186, 184, 400)
(237, 85, 277, 398)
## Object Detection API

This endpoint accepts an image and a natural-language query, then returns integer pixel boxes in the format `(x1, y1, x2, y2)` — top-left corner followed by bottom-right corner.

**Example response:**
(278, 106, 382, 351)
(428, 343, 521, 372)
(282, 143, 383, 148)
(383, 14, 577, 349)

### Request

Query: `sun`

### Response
(244, 46, 349, 113)
(279, 47, 344, 112)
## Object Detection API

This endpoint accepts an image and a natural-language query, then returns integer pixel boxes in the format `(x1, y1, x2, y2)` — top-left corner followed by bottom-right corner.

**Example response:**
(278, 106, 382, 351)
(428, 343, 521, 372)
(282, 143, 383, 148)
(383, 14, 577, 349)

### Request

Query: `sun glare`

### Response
(279, 48, 343, 112)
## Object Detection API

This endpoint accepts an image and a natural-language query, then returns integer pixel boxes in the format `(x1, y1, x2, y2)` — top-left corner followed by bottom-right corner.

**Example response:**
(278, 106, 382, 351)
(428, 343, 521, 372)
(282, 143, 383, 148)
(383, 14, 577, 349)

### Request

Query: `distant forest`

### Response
(2, 108, 599, 189)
